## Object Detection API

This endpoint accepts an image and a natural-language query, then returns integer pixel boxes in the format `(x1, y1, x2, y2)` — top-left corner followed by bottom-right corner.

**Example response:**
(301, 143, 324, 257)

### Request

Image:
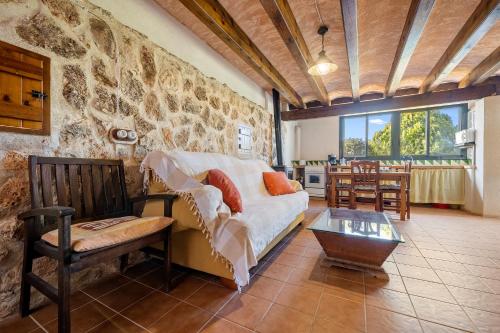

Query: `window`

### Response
(340, 104, 467, 160)
(368, 113, 391, 156)
(400, 111, 426, 156)
(342, 116, 366, 157)
(0, 40, 50, 135)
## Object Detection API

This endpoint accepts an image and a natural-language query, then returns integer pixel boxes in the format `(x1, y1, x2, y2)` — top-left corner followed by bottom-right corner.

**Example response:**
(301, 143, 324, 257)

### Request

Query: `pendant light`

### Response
(308, 25, 337, 76)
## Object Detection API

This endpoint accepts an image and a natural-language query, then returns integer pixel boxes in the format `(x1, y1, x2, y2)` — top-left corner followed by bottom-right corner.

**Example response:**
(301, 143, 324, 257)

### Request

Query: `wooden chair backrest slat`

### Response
(28, 156, 130, 222)
(351, 160, 380, 188)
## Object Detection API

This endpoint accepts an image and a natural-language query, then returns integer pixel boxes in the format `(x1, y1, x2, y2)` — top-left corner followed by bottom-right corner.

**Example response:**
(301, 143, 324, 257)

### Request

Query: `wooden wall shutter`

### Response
(0, 40, 50, 135)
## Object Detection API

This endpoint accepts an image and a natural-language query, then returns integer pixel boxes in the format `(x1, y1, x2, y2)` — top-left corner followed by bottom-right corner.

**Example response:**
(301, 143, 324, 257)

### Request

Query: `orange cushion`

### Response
(263, 172, 296, 196)
(207, 169, 243, 213)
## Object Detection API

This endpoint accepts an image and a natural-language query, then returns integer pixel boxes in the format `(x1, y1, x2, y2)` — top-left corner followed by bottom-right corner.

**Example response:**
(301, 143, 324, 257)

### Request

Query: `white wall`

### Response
(89, 0, 267, 108)
(464, 95, 500, 217)
(282, 120, 297, 166)
(296, 117, 340, 160)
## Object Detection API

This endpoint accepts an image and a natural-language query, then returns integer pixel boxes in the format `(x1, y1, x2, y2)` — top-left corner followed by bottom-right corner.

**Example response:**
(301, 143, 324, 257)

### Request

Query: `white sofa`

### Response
(141, 151, 309, 286)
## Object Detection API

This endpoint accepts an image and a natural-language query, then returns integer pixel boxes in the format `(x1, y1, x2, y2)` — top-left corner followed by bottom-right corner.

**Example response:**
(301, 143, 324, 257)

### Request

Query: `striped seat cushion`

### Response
(42, 216, 174, 252)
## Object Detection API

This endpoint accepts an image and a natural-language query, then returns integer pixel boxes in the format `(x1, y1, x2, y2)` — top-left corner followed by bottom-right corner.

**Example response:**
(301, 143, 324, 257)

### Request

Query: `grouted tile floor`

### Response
(3, 200, 500, 332)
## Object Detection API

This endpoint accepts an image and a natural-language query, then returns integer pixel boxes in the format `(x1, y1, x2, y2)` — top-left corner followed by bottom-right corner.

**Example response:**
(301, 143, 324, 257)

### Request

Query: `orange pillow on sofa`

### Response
(207, 169, 243, 213)
(263, 172, 296, 196)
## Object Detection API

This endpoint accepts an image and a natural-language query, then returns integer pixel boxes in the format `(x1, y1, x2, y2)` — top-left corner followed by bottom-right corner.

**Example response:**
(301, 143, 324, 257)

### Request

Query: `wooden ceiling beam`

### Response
(178, 0, 304, 107)
(281, 83, 497, 121)
(420, 0, 500, 93)
(385, 0, 436, 96)
(340, 0, 360, 101)
(459, 46, 500, 88)
(260, 0, 330, 105)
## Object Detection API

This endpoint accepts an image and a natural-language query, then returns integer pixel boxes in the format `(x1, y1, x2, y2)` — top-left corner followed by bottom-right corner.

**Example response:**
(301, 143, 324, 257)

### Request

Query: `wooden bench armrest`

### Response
(18, 206, 75, 220)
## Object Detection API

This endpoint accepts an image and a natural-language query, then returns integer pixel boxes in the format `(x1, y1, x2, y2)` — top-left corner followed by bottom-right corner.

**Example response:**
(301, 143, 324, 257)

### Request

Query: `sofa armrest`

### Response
(289, 180, 303, 191)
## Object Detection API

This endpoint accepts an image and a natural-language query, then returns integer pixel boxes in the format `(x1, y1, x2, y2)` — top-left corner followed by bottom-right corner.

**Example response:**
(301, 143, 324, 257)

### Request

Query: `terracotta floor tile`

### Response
(311, 317, 363, 333)
(0, 316, 39, 333)
(44, 301, 116, 333)
(82, 273, 131, 298)
(403, 277, 456, 303)
(218, 293, 271, 330)
(201, 317, 253, 333)
(286, 267, 325, 291)
(419, 320, 468, 332)
(165, 275, 206, 300)
(32, 290, 92, 324)
(413, 241, 446, 252)
(463, 264, 500, 280)
(148, 302, 212, 333)
(302, 246, 324, 258)
(87, 314, 145, 333)
(435, 270, 491, 292)
(427, 259, 469, 274)
(394, 245, 423, 256)
(382, 261, 400, 275)
(120, 290, 179, 328)
(323, 266, 364, 283)
(257, 261, 294, 282)
(98, 281, 154, 312)
(315, 293, 366, 332)
(135, 268, 168, 290)
(410, 295, 475, 332)
(186, 282, 236, 313)
(364, 273, 407, 293)
(275, 284, 321, 315)
(271, 252, 305, 267)
(447, 286, 500, 313)
(397, 263, 441, 283)
(296, 256, 324, 271)
(480, 277, 500, 294)
(281, 244, 307, 256)
(419, 249, 456, 261)
(365, 286, 415, 317)
(366, 306, 422, 333)
(463, 306, 500, 333)
(453, 254, 497, 267)
(393, 253, 431, 268)
(256, 303, 314, 333)
(243, 275, 284, 301)
(122, 260, 160, 279)
(323, 275, 365, 303)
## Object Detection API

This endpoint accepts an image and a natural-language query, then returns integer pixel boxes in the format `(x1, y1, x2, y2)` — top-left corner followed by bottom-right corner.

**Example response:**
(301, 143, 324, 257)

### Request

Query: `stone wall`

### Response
(0, 0, 273, 320)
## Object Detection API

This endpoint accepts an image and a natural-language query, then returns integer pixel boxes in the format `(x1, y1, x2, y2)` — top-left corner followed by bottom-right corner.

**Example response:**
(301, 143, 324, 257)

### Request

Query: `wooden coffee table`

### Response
(308, 208, 404, 279)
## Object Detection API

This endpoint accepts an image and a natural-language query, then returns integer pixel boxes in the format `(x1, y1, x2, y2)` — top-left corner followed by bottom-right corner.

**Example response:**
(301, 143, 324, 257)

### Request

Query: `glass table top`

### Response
(307, 208, 404, 243)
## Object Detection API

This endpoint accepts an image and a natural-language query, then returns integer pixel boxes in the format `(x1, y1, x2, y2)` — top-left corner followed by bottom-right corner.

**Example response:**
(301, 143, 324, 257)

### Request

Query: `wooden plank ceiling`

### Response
(155, 0, 500, 119)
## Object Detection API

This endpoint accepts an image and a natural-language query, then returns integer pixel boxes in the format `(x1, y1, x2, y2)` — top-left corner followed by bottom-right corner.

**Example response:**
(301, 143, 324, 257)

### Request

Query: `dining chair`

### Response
(350, 160, 381, 211)
(326, 165, 351, 208)
(380, 161, 412, 218)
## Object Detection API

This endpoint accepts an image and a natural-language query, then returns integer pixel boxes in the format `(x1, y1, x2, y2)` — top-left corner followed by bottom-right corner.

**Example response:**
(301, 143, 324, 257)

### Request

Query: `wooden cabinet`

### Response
(0, 41, 50, 135)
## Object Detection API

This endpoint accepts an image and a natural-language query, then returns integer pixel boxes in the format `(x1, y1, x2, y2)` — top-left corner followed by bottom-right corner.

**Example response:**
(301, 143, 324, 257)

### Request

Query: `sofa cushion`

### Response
(41, 216, 174, 252)
(208, 169, 243, 213)
(263, 172, 296, 196)
(240, 190, 309, 256)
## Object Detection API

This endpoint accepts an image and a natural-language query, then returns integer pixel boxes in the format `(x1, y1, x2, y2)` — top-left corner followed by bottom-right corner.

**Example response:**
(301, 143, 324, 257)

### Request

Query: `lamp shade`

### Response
(308, 50, 337, 76)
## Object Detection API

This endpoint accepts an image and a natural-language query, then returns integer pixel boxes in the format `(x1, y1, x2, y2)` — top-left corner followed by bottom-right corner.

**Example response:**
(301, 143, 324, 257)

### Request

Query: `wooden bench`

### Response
(18, 156, 177, 333)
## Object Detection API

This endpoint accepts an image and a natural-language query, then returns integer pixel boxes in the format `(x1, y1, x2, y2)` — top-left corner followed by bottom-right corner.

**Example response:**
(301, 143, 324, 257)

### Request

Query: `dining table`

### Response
(328, 169, 411, 221)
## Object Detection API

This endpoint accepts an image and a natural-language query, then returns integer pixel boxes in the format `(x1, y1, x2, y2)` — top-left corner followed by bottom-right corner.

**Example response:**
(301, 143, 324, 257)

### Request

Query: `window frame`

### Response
(339, 104, 467, 160)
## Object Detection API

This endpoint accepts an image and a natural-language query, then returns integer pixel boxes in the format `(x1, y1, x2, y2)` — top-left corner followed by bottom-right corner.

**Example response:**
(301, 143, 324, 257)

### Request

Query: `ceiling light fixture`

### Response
(308, 25, 337, 76)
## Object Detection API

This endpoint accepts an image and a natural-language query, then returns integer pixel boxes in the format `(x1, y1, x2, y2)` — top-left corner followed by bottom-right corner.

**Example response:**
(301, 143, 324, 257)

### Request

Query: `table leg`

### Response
(400, 176, 407, 221)
(331, 176, 337, 208)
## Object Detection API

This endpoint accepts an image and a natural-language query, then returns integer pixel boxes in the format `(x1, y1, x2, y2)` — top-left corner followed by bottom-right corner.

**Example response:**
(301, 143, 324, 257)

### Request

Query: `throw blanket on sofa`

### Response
(141, 151, 256, 287)
(140, 151, 308, 287)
